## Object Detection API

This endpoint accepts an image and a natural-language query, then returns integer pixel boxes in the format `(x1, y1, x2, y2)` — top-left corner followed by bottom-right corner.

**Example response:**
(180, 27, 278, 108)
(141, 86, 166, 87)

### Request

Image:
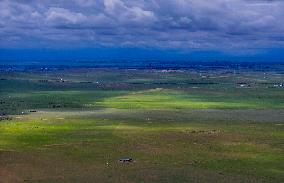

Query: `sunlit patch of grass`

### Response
(0, 116, 120, 149)
(96, 89, 281, 109)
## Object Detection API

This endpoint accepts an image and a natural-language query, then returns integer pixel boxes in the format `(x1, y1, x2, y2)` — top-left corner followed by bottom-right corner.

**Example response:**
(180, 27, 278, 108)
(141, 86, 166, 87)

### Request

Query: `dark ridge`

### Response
(0, 61, 283, 72)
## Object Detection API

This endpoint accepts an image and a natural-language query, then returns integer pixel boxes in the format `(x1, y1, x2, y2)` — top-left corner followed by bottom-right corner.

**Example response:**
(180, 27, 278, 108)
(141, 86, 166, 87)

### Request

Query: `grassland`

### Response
(0, 68, 283, 182)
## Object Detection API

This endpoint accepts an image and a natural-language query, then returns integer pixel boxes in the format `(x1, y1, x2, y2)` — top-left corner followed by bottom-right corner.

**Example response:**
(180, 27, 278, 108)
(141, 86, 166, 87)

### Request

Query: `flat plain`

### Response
(0, 67, 283, 182)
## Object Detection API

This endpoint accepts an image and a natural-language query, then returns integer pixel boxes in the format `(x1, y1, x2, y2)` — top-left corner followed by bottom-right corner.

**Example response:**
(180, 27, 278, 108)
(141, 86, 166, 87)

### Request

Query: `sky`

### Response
(1, 0, 284, 62)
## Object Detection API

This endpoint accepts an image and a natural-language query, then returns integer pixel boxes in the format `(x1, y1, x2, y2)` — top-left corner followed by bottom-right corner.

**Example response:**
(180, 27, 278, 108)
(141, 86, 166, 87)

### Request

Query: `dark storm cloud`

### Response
(1, 0, 284, 49)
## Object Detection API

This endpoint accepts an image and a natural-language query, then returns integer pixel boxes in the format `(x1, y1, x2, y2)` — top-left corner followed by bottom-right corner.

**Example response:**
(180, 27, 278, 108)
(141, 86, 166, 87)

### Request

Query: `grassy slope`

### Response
(0, 110, 283, 182)
(0, 69, 283, 182)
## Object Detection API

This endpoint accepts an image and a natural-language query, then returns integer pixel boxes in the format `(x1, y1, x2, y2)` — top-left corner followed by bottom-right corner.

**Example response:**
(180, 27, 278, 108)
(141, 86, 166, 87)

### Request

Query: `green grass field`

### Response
(0, 69, 283, 182)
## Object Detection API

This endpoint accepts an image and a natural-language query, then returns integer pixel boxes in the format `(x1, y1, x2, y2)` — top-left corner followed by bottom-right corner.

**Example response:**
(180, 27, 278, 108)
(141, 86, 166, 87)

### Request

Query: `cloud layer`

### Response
(1, 0, 284, 49)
